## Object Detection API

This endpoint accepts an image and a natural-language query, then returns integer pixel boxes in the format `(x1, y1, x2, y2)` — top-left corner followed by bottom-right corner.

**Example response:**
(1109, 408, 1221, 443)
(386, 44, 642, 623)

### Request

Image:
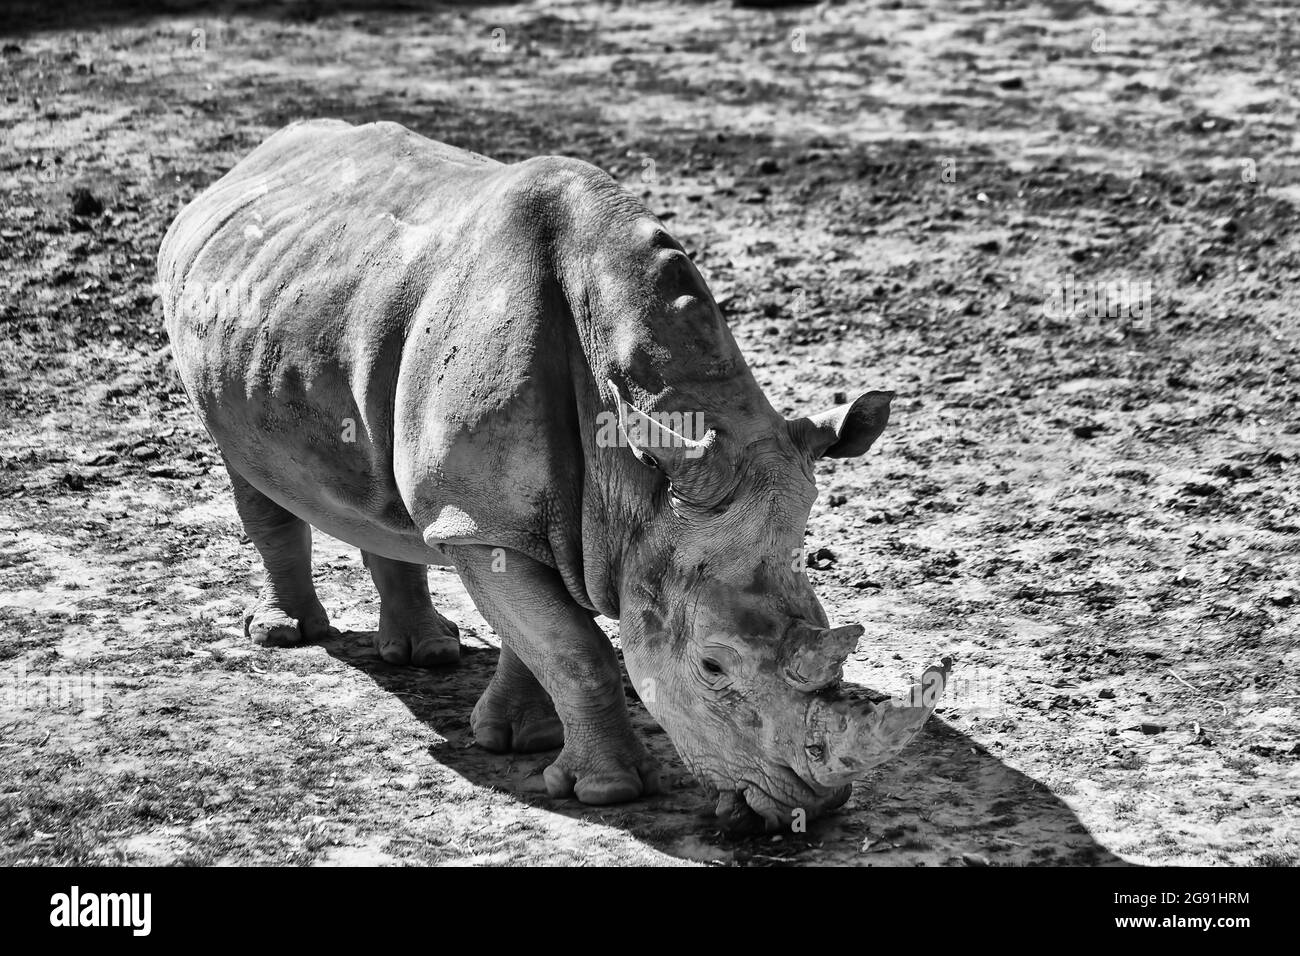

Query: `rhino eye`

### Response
(697, 645, 737, 688)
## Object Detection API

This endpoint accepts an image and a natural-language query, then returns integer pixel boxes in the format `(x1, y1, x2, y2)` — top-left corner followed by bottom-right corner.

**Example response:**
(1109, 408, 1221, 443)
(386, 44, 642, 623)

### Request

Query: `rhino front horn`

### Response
(781, 623, 864, 690)
(804, 659, 952, 787)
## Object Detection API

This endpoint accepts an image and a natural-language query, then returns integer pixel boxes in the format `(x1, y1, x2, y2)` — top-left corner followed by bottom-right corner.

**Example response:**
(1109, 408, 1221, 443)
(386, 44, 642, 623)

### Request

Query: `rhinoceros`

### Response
(157, 119, 948, 830)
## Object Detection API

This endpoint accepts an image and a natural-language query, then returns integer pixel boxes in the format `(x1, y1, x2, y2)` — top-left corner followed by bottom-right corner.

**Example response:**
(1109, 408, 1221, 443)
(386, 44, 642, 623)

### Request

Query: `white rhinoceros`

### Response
(157, 119, 947, 830)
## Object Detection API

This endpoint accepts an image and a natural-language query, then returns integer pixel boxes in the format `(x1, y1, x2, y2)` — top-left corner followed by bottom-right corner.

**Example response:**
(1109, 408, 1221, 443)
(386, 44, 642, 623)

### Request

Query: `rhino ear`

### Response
(795, 390, 894, 460)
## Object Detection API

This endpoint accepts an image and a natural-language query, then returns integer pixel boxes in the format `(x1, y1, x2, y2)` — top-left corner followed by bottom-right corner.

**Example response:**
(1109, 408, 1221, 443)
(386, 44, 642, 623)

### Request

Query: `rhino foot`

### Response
(542, 733, 662, 805)
(471, 677, 563, 754)
(244, 597, 333, 648)
(375, 605, 460, 667)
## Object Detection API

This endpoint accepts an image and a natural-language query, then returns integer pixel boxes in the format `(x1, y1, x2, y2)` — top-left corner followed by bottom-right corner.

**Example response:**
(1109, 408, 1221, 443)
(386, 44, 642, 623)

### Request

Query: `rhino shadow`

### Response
(321, 628, 1133, 866)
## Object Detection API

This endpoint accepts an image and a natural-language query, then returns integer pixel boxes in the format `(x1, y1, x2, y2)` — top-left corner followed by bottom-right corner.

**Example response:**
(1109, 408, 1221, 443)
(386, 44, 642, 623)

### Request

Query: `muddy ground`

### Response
(1, 0, 1297, 866)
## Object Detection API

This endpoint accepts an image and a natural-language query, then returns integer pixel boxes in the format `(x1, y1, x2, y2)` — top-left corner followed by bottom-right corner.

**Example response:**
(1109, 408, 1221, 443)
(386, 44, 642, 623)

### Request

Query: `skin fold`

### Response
(158, 119, 944, 827)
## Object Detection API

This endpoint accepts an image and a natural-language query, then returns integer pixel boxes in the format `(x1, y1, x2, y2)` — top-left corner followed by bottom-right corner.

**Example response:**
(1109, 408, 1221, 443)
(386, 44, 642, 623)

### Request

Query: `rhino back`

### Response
(158, 120, 574, 564)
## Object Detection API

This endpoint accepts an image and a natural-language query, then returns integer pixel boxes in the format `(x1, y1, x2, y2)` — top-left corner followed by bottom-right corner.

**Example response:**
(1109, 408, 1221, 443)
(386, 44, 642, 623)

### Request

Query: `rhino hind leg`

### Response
(227, 463, 333, 648)
(361, 551, 460, 667)
(470, 642, 564, 753)
(451, 545, 660, 805)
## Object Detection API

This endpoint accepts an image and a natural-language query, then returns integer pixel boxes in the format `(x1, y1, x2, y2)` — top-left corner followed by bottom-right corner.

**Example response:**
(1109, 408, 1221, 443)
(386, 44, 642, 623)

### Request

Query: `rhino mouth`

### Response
(713, 765, 852, 833)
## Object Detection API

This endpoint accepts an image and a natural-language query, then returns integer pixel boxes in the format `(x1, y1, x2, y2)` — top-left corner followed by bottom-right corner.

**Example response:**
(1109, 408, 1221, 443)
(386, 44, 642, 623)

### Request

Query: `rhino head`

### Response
(609, 382, 949, 830)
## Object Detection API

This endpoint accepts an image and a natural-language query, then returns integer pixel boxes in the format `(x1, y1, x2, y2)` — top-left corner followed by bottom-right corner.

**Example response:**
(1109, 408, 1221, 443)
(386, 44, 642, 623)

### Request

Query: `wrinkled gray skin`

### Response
(158, 120, 945, 830)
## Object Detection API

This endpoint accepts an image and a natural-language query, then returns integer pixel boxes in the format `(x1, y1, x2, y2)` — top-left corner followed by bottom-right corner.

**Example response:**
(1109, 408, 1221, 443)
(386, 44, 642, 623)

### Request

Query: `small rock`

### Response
(1138, 722, 1166, 735)
(1098, 688, 1116, 699)
(806, 547, 837, 571)
(961, 852, 990, 867)
(755, 156, 780, 175)
(69, 187, 103, 217)
(832, 391, 847, 404)
(1072, 423, 1105, 439)
(1267, 586, 1297, 607)
(1212, 463, 1253, 481)
(997, 75, 1024, 90)
(147, 464, 195, 479)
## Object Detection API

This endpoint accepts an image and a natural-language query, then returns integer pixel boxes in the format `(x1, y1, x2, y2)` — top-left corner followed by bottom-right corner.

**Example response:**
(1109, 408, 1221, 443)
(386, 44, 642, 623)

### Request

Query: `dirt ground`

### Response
(1, 0, 1297, 866)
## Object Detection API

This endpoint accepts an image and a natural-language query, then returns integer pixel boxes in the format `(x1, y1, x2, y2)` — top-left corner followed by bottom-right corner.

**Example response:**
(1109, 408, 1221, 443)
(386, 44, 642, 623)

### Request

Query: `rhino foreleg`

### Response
(451, 545, 661, 805)
(361, 551, 460, 666)
(227, 462, 333, 648)
(470, 642, 564, 753)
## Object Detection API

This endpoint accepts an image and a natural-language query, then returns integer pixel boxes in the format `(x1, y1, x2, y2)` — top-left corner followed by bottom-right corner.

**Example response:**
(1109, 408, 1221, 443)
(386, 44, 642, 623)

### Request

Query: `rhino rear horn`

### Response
(781, 623, 864, 690)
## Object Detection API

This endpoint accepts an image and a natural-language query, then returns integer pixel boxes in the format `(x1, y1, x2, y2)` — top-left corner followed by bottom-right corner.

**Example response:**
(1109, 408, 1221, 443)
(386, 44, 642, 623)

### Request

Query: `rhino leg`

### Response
(227, 463, 333, 648)
(361, 552, 460, 666)
(451, 545, 660, 805)
(470, 642, 564, 753)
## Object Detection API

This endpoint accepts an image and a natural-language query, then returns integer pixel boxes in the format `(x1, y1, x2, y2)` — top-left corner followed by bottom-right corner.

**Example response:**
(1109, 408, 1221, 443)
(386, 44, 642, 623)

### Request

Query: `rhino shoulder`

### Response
(510, 154, 618, 202)
(501, 154, 645, 240)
